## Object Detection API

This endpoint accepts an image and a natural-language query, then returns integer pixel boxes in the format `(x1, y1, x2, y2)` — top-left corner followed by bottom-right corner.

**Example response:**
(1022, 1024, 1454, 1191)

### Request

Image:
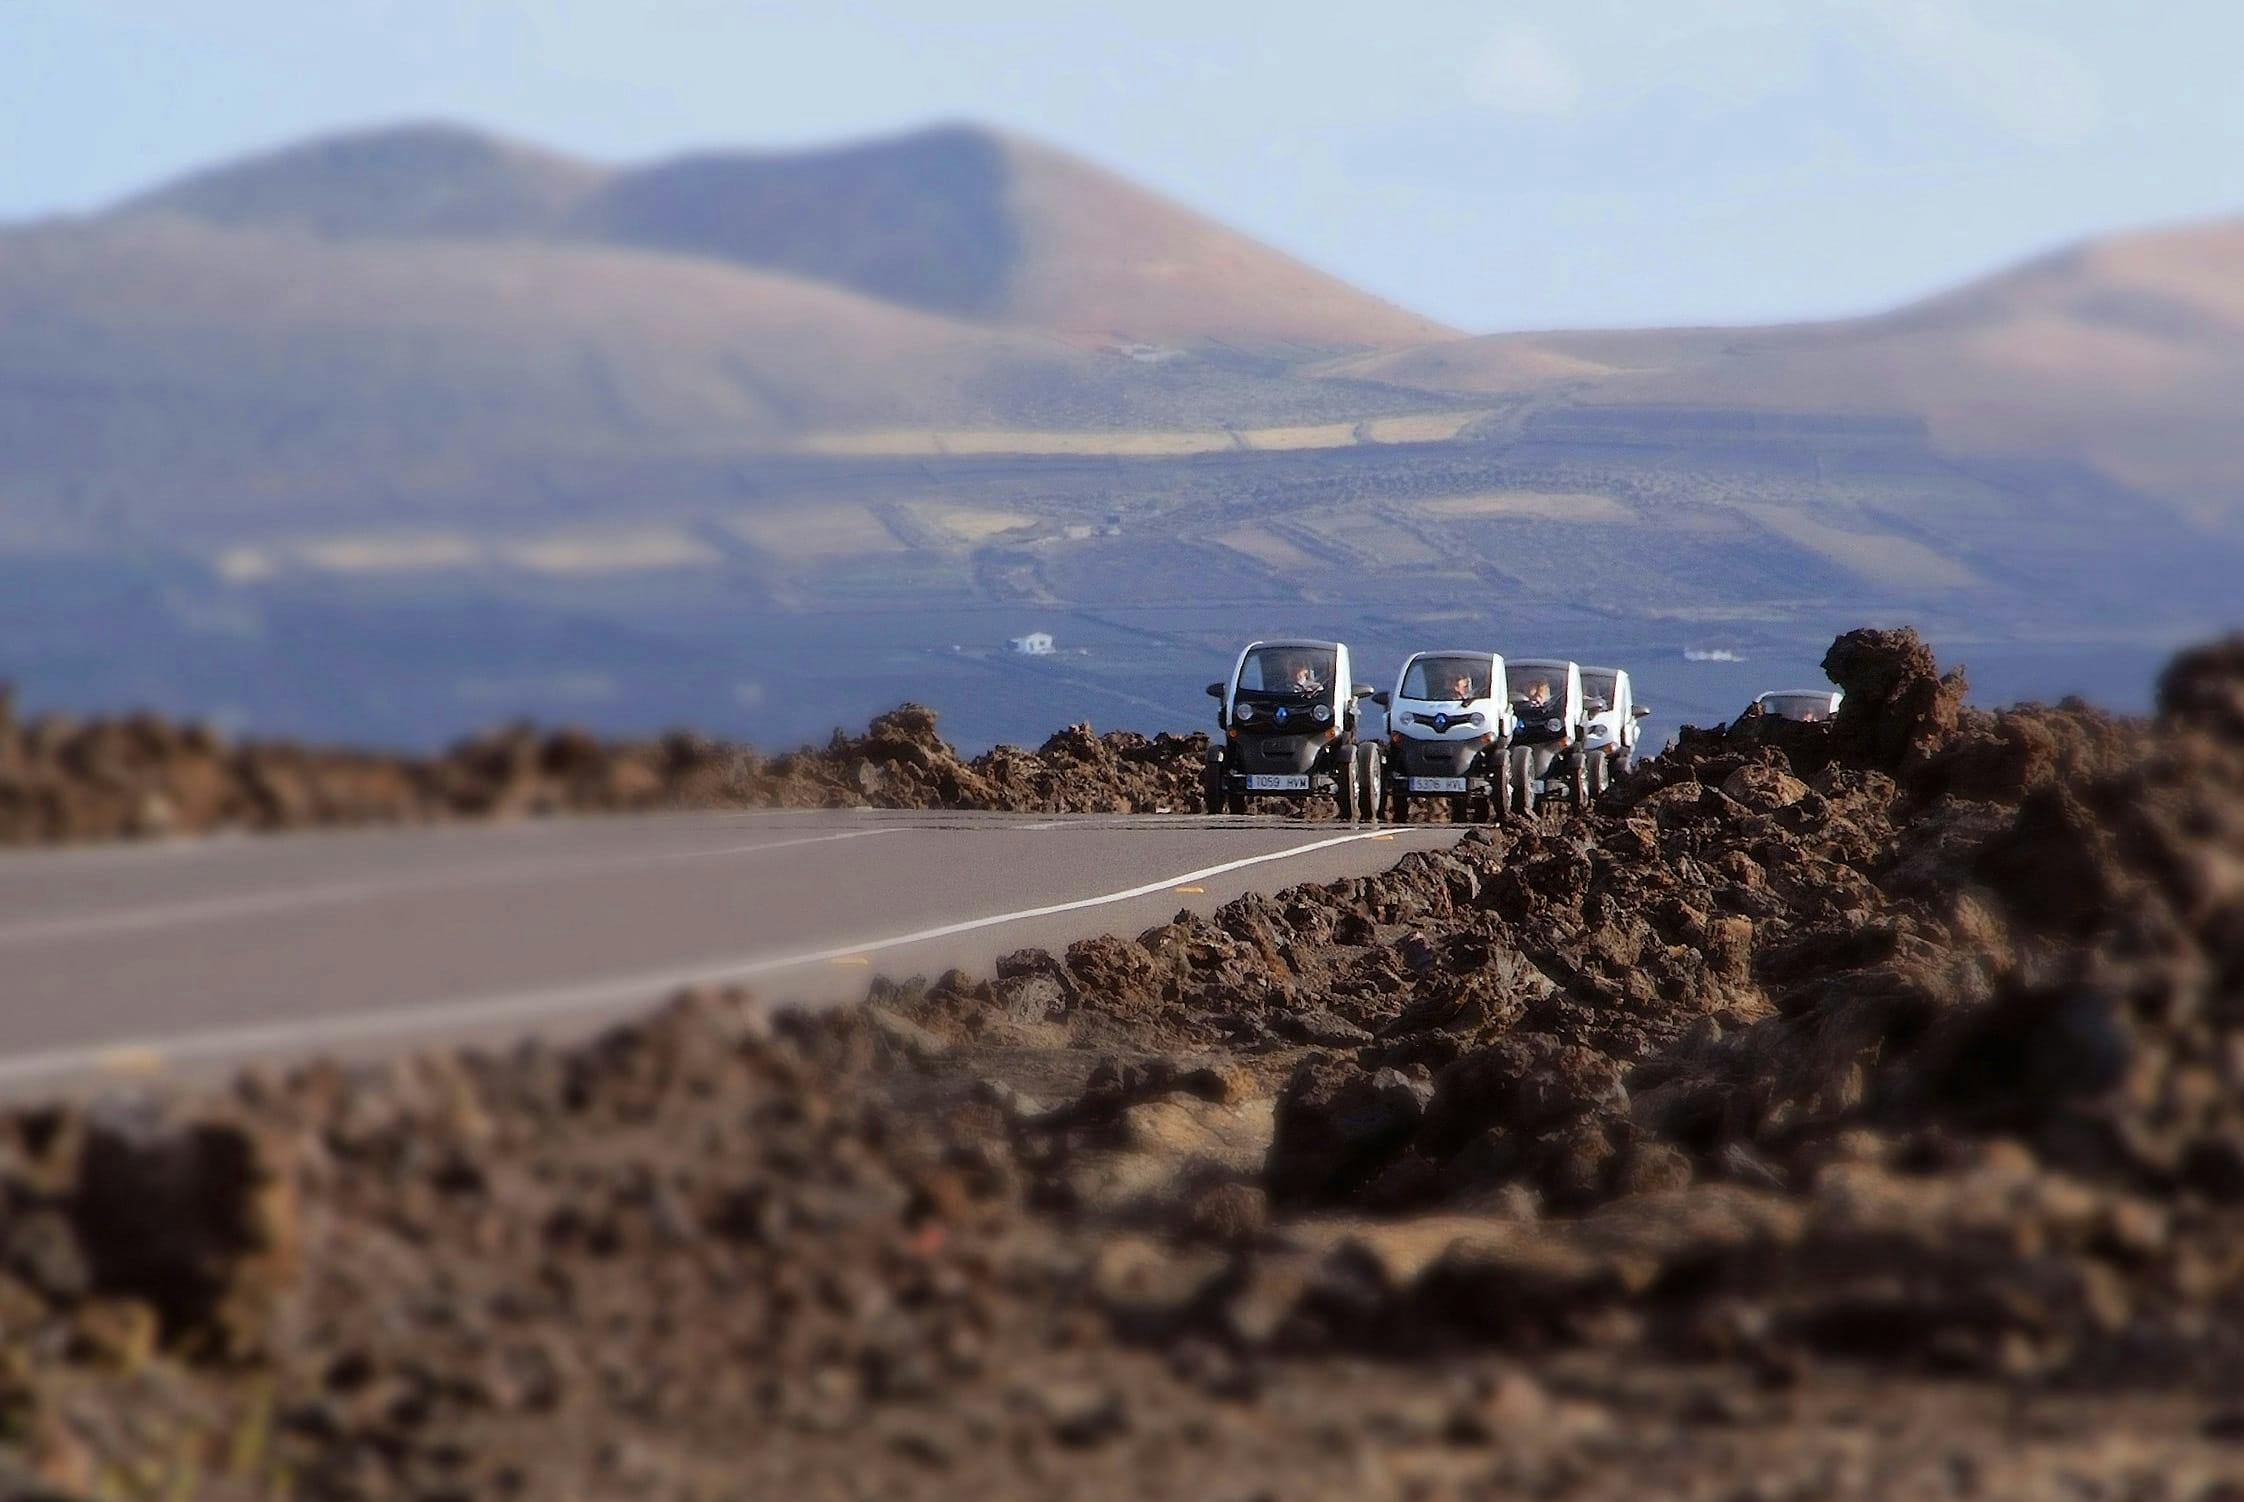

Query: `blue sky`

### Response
(7, 0, 2241, 331)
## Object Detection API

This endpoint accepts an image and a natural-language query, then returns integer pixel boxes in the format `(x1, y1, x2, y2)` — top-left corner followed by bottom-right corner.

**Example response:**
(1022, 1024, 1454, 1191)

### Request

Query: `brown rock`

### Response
(1183, 1181, 1270, 1246)
(1267, 1061, 1432, 1204)
(67, 1297, 158, 1372)
(1821, 627, 1966, 774)
(1721, 764, 1809, 811)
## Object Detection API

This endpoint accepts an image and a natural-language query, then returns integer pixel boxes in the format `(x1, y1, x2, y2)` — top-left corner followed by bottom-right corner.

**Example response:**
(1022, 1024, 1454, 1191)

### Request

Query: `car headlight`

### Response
(1235, 702, 1255, 722)
(1544, 717, 1564, 732)
(1466, 711, 1484, 728)
(1312, 703, 1332, 723)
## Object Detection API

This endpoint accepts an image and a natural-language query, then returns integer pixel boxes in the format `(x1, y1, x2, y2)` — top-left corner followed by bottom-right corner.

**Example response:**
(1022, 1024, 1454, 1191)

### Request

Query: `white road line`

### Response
(0, 805, 877, 877)
(0, 828, 903, 950)
(0, 828, 1392, 1086)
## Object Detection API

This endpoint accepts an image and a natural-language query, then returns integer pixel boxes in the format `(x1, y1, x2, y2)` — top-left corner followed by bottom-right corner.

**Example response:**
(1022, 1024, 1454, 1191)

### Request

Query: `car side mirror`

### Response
(1205, 682, 1224, 699)
(1632, 704, 1651, 718)
(1351, 684, 1374, 699)
(1371, 691, 1390, 709)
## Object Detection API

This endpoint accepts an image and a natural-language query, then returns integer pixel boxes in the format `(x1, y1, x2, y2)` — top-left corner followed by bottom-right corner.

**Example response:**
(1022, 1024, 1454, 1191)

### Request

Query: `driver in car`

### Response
(1520, 679, 1554, 711)
(1290, 661, 1325, 695)
(1448, 671, 1476, 701)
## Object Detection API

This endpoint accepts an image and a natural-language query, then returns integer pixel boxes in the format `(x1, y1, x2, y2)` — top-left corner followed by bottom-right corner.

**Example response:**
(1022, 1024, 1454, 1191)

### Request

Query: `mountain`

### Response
(0, 122, 1474, 550)
(127, 122, 603, 240)
(0, 211, 1100, 481)
(123, 121, 1449, 350)
(1325, 215, 2244, 523)
(1, 122, 2240, 751)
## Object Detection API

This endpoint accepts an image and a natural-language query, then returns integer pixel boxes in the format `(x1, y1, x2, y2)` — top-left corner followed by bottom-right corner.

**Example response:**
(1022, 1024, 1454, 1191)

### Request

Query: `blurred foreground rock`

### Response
(0, 693, 1209, 844)
(8, 628, 2244, 1498)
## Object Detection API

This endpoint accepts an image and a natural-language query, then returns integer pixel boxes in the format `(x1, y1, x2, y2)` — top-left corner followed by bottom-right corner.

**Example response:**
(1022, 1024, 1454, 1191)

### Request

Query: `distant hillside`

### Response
(0, 212, 1101, 468)
(0, 124, 1483, 547)
(120, 121, 1449, 351)
(127, 122, 603, 240)
(2, 121, 2242, 756)
(1326, 216, 2244, 523)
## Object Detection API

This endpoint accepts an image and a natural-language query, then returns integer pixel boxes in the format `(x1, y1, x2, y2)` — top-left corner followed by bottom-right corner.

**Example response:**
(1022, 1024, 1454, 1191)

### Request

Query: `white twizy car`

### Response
(1580, 665, 1651, 798)
(1755, 688, 1843, 723)
(1373, 650, 1514, 822)
(1503, 658, 1589, 815)
(1203, 640, 1382, 819)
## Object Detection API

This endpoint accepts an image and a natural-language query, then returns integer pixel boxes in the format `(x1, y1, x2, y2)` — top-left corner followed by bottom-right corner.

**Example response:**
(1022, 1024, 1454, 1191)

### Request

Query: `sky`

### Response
(6, 0, 2242, 332)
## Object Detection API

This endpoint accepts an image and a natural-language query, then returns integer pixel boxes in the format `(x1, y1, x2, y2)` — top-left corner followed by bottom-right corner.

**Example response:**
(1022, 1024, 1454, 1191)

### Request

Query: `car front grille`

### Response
(1398, 741, 1473, 774)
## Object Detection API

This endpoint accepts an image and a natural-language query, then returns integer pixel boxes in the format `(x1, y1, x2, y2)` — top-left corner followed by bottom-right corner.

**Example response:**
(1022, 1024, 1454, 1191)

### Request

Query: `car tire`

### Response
(1203, 763, 1228, 815)
(1225, 786, 1247, 815)
(1354, 743, 1383, 825)
(1569, 755, 1589, 809)
(1513, 753, 1537, 818)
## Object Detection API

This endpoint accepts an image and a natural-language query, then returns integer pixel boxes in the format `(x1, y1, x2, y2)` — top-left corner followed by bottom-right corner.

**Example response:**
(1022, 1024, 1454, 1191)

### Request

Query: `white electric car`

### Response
(1755, 688, 1843, 723)
(1374, 650, 1514, 822)
(1203, 640, 1381, 819)
(1580, 666, 1651, 799)
(1503, 658, 1589, 815)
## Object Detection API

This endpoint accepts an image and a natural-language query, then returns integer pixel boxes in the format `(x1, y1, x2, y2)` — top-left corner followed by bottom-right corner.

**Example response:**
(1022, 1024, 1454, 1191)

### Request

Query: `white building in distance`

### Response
(1008, 631, 1055, 656)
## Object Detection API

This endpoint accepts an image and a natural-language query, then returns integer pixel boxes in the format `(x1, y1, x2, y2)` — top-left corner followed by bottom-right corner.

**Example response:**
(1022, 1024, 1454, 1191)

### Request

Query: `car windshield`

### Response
(1402, 655, 1490, 701)
(1237, 645, 1336, 697)
(1506, 664, 1563, 710)
(1762, 692, 1833, 722)
(1581, 671, 1617, 710)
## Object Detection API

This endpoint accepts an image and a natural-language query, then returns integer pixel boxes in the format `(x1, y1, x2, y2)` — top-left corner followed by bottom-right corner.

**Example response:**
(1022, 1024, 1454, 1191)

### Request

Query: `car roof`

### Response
(1403, 648, 1499, 661)
(1507, 657, 1576, 671)
(1759, 688, 1837, 699)
(1245, 639, 1342, 652)
(1581, 665, 1625, 677)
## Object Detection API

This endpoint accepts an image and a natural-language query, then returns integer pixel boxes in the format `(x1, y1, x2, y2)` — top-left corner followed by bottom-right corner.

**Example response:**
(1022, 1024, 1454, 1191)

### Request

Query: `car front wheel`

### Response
(1353, 743, 1383, 824)
(1509, 749, 1537, 818)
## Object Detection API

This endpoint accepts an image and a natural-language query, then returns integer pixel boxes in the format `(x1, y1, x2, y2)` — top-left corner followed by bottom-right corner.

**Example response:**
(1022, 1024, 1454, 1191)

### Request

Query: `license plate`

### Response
(1246, 774, 1310, 791)
(1409, 776, 1467, 793)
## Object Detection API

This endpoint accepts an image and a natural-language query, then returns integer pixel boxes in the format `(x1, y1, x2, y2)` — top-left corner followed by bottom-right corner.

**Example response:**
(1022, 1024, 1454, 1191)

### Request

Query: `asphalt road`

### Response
(0, 810, 1458, 1092)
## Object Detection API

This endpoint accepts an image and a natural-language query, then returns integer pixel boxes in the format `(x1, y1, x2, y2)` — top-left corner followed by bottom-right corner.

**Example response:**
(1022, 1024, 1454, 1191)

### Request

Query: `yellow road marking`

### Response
(1371, 834, 1396, 841)
(95, 1046, 167, 1077)
(1173, 884, 1206, 894)
(828, 955, 871, 967)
